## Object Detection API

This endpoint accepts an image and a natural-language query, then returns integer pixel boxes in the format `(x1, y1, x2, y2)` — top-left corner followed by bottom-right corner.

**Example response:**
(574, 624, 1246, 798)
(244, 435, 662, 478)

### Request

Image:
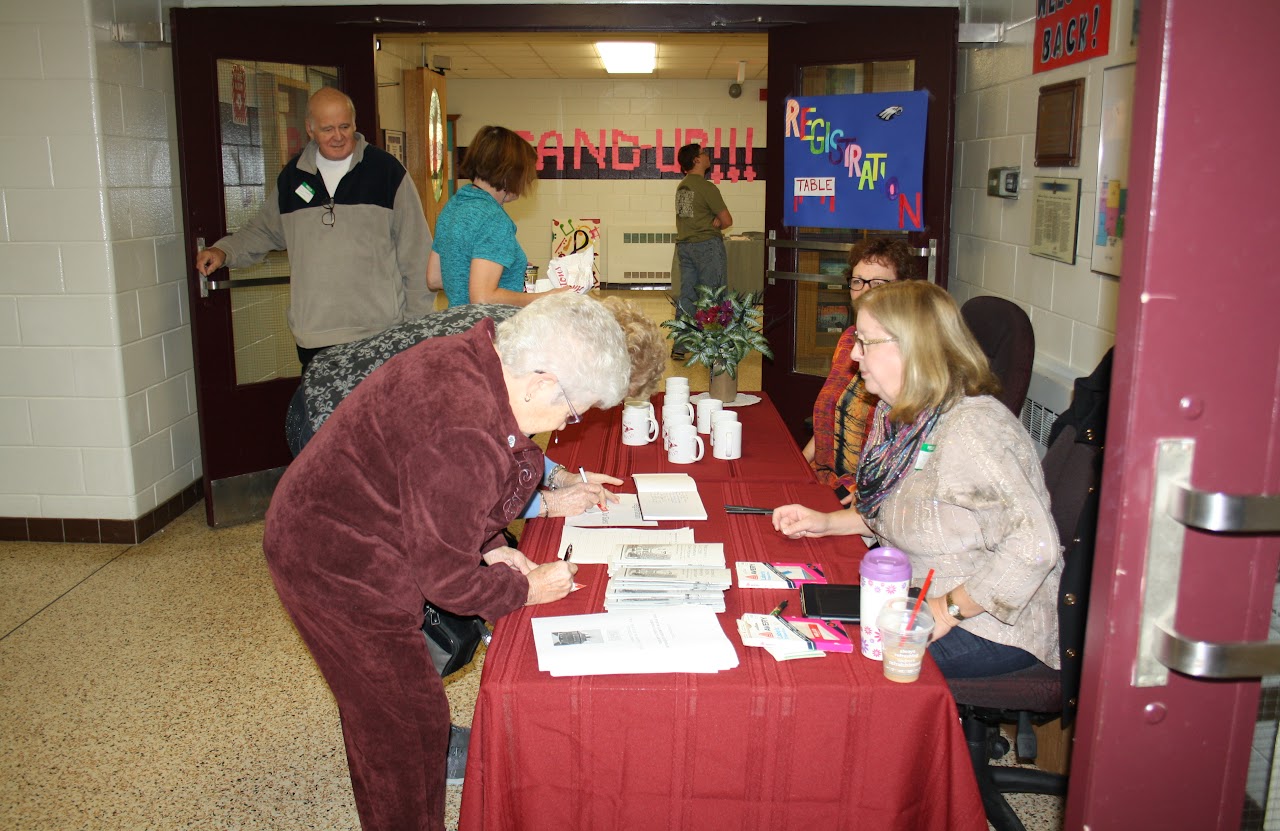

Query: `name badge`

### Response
(294, 182, 315, 203)
(913, 442, 935, 470)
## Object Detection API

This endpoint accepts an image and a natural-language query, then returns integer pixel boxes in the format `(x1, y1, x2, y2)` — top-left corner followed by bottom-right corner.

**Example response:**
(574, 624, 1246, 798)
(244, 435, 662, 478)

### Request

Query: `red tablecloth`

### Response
(459, 481, 987, 831)
(546, 392, 816, 484)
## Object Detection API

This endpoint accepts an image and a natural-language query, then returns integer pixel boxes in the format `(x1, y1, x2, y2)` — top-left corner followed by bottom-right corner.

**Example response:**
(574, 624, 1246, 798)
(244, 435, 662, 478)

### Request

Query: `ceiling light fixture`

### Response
(595, 41, 656, 74)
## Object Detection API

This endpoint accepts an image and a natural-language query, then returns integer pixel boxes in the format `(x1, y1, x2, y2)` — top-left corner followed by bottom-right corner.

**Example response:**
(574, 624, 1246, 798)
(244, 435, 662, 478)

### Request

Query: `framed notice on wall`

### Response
(1030, 177, 1082, 265)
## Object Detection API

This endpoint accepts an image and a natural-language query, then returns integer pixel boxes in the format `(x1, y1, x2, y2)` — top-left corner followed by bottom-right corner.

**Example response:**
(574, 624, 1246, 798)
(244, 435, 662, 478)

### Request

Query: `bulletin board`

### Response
(1093, 63, 1135, 277)
(782, 91, 929, 231)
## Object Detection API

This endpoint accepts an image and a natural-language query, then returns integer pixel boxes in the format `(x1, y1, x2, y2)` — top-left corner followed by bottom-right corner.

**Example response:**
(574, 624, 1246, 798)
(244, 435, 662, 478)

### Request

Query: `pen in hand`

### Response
(564, 544, 573, 563)
(580, 466, 606, 511)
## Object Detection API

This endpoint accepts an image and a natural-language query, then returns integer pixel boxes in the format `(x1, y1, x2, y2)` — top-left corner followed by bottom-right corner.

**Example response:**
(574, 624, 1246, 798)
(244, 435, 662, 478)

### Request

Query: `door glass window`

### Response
(215, 59, 338, 384)
(790, 61, 917, 379)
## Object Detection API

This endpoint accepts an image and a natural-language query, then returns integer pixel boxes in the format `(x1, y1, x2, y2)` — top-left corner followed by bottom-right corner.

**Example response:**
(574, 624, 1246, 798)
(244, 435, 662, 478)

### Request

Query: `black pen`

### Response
(769, 599, 789, 617)
(564, 544, 574, 562)
(724, 505, 775, 515)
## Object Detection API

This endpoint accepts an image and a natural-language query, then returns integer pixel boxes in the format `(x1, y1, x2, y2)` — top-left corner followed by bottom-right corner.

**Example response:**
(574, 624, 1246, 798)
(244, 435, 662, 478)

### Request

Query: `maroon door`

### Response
(764, 9, 957, 444)
(172, 9, 375, 525)
(1066, 1, 1280, 826)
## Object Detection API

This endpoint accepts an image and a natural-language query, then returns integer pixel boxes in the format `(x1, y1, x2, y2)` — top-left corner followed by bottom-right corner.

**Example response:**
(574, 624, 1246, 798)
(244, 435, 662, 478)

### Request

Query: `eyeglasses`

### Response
(849, 277, 894, 291)
(321, 199, 335, 227)
(537, 371, 581, 424)
(851, 333, 898, 354)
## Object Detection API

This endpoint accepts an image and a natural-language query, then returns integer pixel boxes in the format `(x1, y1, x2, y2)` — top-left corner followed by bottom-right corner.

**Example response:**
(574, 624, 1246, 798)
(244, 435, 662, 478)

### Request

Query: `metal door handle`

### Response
(1136, 439, 1280, 684)
(1154, 624, 1280, 679)
(1169, 484, 1280, 533)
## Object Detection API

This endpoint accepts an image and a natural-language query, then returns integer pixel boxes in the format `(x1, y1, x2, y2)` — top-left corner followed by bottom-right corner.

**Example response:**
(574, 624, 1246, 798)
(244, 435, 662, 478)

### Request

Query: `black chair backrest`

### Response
(961, 296, 1035, 416)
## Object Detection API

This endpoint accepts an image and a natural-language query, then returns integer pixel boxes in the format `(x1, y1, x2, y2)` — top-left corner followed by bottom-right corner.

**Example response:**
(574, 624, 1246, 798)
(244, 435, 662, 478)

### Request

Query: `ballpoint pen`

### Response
(768, 599, 789, 617)
(724, 505, 775, 515)
(769, 601, 814, 648)
(564, 544, 574, 562)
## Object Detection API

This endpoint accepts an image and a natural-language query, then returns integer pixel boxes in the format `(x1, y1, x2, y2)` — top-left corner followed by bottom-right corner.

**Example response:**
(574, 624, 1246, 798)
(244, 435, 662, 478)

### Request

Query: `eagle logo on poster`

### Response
(783, 91, 929, 231)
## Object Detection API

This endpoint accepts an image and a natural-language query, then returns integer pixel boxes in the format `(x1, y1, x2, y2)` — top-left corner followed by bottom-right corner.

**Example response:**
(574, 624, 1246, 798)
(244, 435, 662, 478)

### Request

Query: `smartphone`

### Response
(800, 583, 861, 622)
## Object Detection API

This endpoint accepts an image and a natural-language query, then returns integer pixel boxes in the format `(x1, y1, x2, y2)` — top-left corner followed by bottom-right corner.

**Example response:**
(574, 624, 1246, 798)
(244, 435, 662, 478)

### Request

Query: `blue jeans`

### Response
(927, 625, 1041, 678)
(675, 237, 727, 316)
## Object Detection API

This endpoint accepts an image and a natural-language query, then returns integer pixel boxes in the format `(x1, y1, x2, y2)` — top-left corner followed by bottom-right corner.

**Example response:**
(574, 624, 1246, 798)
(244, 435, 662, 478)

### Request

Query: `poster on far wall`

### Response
(782, 91, 929, 231)
(1035, 0, 1112, 74)
(1093, 63, 1135, 278)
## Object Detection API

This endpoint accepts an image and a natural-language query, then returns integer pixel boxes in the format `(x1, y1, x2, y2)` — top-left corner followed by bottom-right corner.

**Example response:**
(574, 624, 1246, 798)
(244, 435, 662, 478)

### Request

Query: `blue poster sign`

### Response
(783, 91, 929, 231)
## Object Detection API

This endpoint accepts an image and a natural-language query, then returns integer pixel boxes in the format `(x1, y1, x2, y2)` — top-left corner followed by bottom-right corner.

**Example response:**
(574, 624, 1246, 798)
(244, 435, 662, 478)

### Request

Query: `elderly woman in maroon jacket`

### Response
(263, 292, 631, 831)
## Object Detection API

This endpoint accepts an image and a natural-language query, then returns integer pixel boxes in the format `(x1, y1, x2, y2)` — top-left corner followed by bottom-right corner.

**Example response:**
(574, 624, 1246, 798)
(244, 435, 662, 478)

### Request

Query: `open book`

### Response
(632, 473, 708, 521)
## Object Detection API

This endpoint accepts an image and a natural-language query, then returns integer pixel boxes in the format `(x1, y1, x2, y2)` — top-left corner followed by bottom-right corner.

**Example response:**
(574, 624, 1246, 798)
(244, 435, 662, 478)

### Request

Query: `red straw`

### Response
(902, 569, 935, 643)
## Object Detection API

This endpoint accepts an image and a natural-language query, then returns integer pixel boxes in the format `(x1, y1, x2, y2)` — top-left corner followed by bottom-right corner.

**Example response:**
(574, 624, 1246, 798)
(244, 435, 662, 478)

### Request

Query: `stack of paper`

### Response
(531, 607, 739, 676)
(556, 527, 695, 565)
(735, 561, 829, 589)
(604, 543, 731, 611)
(736, 613, 825, 662)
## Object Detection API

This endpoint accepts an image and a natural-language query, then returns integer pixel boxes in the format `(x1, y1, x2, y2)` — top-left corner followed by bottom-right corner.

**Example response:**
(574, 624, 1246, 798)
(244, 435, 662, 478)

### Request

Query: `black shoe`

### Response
(446, 724, 470, 786)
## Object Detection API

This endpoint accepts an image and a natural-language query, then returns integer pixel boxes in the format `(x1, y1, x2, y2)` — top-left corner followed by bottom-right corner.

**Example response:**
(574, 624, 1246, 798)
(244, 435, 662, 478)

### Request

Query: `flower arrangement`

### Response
(663, 285, 773, 379)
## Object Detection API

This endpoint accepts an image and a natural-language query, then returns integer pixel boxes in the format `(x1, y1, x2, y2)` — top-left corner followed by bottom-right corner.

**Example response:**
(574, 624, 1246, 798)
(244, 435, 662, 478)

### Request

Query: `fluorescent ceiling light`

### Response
(596, 41, 656, 74)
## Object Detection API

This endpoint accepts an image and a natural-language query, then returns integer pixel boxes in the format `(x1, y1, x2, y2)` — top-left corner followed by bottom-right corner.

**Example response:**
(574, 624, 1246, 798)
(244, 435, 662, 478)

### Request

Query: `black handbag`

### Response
(421, 602, 491, 678)
(420, 530, 516, 678)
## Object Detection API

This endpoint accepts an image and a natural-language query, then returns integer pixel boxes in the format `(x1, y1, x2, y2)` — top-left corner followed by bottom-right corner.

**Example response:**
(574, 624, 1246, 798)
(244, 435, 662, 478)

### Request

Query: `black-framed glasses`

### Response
(849, 277, 894, 291)
(851, 333, 898, 354)
(536, 371, 581, 424)
(321, 199, 335, 227)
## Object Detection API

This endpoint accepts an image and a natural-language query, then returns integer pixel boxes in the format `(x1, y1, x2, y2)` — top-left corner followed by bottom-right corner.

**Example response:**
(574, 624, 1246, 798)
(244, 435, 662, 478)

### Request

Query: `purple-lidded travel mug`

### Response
(859, 546, 912, 660)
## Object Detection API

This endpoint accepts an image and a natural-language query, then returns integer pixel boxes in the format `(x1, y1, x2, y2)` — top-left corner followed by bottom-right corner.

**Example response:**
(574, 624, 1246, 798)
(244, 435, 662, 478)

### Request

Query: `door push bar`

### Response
(765, 233, 938, 286)
(195, 237, 290, 298)
(1136, 438, 1280, 685)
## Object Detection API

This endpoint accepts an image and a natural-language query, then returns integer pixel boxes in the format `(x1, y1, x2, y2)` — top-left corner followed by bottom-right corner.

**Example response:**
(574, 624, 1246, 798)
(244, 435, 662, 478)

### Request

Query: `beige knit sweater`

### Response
(866, 395, 1063, 668)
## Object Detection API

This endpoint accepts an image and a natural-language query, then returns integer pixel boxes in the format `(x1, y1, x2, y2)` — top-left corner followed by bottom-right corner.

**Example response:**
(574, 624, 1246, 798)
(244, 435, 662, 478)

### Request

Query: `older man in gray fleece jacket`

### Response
(194, 87, 432, 367)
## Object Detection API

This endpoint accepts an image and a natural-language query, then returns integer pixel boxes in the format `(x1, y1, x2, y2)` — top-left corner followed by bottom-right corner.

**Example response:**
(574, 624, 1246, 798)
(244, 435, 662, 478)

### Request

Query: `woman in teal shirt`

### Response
(428, 125, 571, 307)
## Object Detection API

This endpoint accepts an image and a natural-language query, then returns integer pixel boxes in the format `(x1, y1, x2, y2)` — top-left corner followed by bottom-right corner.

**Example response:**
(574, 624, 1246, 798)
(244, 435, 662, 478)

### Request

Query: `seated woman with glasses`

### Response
(772, 281, 1061, 679)
(804, 238, 921, 501)
(264, 292, 634, 831)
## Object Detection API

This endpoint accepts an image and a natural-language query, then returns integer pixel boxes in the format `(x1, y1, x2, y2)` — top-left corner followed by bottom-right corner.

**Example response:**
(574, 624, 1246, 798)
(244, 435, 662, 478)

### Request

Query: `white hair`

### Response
(495, 293, 630, 409)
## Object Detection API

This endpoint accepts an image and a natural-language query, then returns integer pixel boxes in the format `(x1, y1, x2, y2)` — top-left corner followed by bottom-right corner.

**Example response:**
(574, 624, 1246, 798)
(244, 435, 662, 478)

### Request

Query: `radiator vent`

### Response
(608, 226, 678, 286)
(623, 232, 677, 245)
(1020, 398, 1060, 453)
(622, 270, 673, 281)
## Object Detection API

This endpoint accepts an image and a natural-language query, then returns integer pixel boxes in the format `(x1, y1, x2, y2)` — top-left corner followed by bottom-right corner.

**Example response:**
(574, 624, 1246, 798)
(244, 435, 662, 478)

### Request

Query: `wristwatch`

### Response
(945, 591, 967, 621)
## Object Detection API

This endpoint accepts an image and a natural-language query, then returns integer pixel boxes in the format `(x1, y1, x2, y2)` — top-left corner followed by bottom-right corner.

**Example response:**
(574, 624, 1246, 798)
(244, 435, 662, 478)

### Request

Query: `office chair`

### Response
(947, 351, 1112, 831)
(960, 296, 1036, 416)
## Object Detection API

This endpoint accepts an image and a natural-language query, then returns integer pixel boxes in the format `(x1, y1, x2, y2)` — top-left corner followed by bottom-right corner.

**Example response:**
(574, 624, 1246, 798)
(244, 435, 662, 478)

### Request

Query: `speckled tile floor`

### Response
(0, 294, 1062, 830)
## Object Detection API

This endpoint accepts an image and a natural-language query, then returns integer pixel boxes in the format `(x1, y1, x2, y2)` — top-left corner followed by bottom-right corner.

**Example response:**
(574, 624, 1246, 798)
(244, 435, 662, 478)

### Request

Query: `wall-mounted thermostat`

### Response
(987, 167, 1020, 198)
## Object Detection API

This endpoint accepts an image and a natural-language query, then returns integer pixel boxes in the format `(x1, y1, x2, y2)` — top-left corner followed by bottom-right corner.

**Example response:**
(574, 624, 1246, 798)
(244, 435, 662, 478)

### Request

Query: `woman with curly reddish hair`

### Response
(804, 237, 920, 500)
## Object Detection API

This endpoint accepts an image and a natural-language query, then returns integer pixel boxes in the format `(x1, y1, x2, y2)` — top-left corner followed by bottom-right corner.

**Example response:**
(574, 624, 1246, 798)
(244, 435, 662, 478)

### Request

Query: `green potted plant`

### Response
(663, 285, 773, 402)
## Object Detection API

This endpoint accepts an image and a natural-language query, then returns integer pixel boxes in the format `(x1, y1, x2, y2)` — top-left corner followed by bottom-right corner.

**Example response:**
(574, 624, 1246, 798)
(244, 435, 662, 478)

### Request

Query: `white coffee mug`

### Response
(661, 406, 694, 447)
(662, 394, 695, 422)
(696, 398, 723, 434)
(665, 377, 690, 395)
(709, 410, 738, 446)
(667, 424, 705, 464)
(622, 399, 659, 446)
(712, 421, 742, 460)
